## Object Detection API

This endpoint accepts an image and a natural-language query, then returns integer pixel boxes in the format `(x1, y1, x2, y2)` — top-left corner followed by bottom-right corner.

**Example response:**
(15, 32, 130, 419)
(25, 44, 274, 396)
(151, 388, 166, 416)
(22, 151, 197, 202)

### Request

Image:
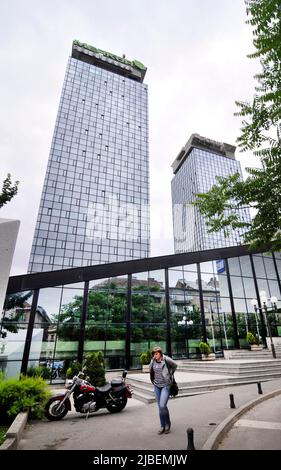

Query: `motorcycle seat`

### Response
(96, 383, 112, 393)
(111, 378, 123, 386)
(110, 385, 125, 393)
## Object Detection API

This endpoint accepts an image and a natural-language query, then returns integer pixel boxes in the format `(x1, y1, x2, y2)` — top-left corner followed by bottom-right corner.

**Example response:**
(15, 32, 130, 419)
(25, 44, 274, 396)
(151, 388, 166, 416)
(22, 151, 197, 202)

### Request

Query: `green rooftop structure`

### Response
(72, 40, 147, 82)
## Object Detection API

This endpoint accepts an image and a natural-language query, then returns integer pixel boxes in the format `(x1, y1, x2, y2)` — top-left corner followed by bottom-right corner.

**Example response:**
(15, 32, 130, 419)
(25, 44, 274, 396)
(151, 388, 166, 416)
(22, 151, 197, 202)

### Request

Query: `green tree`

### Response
(1, 291, 32, 334)
(53, 293, 82, 340)
(83, 351, 106, 386)
(171, 305, 203, 342)
(195, 0, 281, 251)
(52, 285, 127, 341)
(53, 283, 167, 343)
(0, 173, 19, 209)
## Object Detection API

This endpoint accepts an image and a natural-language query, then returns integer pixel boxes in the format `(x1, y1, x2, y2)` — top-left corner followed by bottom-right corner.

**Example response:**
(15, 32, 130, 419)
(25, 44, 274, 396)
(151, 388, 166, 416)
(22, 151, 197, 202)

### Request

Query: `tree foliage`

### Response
(53, 284, 167, 342)
(1, 292, 32, 334)
(52, 283, 204, 345)
(83, 351, 106, 386)
(0, 173, 19, 209)
(0, 375, 51, 422)
(195, 0, 281, 251)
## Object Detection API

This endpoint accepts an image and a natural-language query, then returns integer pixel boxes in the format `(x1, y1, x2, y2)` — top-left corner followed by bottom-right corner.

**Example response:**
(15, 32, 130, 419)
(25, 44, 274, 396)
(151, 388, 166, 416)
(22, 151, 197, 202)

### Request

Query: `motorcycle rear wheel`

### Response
(106, 396, 127, 413)
(45, 397, 69, 421)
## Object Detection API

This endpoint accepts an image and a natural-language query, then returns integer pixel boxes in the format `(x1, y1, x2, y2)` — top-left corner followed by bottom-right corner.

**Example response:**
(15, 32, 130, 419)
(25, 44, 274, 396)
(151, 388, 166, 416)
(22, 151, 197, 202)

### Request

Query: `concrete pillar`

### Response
(0, 218, 20, 316)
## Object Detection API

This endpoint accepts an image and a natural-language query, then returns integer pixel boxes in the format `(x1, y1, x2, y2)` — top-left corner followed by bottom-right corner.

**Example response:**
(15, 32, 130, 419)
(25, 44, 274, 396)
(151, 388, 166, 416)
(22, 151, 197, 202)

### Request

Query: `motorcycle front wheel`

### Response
(45, 397, 69, 421)
(106, 396, 127, 413)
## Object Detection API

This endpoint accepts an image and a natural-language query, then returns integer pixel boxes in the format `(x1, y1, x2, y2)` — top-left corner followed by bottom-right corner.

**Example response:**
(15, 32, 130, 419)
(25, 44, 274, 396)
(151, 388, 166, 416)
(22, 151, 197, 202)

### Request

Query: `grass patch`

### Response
(0, 425, 8, 446)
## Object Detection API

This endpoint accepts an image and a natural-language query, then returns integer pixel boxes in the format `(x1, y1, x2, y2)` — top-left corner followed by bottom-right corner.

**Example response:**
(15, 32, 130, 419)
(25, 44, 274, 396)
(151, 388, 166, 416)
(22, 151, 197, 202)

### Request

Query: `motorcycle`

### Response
(50, 362, 63, 380)
(45, 370, 133, 421)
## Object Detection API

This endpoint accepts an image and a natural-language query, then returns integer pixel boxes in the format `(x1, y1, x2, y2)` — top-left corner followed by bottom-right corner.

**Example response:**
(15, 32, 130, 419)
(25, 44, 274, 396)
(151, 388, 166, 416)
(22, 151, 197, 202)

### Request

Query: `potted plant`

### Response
(140, 350, 151, 372)
(246, 332, 263, 351)
(199, 341, 216, 361)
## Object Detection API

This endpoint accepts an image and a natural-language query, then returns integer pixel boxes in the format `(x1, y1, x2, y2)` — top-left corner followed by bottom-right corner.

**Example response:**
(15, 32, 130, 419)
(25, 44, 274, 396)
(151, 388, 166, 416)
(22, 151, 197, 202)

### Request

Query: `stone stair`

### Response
(224, 347, 280, 360)
(178, 356, 281, 378)
(127, 353, 281, 404)
(272, 344, 281, 357)
(226, 350, 274, 360)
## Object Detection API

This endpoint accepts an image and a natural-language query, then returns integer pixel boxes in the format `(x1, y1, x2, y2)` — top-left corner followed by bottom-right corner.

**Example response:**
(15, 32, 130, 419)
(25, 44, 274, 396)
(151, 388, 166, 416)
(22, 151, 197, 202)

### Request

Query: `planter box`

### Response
(142, 364, 150, 373)
(250, 345, 263, 351)
(201, 353, 216, 361)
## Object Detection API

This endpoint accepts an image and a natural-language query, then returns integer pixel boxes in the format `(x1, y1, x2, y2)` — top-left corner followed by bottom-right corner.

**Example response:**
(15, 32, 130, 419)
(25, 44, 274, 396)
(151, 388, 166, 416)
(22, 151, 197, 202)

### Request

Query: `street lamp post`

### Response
(178, 315, 193, 358)
(251, 291, 277, 359)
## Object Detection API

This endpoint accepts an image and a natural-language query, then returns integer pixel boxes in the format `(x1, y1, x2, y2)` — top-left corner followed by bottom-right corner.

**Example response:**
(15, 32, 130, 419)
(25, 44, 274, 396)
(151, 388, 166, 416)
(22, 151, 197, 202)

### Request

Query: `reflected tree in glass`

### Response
(1, 291, 32, 333)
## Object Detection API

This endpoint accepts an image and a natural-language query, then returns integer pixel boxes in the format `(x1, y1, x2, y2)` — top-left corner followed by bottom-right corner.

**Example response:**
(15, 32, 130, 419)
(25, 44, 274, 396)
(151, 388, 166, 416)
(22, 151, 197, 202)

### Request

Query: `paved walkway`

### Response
(217, 394, 281, 450)
(17, 373, 281, 451)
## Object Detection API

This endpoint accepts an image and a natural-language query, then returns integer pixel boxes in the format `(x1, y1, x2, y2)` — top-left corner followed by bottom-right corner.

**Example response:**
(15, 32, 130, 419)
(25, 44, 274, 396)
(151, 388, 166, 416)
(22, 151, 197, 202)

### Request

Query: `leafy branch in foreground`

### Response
(195, 0, 281, 251)
(194, 173, 252, 237)
(0, 173, 19, 209)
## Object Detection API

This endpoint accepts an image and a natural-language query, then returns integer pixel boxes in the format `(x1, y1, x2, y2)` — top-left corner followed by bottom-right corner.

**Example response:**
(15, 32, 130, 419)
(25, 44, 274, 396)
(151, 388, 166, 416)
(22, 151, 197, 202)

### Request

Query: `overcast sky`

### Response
(1, 0, 261, 276)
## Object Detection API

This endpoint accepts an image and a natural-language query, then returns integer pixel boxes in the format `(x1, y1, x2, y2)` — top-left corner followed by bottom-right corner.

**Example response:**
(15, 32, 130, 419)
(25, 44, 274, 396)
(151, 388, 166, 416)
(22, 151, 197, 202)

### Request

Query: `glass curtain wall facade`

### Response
(28, 40, 150, 273)
(171, 133, 252, 252)
(2, 246, 281, 381)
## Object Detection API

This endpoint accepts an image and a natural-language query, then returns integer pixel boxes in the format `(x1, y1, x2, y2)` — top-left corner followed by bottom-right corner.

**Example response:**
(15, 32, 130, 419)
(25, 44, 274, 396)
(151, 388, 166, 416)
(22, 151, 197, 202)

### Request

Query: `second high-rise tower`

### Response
(171, 133, 251, 253)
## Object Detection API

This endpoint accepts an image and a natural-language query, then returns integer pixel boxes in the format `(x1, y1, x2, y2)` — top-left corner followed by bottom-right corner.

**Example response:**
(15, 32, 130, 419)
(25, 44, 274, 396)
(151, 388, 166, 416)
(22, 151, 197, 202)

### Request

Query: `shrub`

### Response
(140, 350, 151, 365)
(66, 360, 82, 379)
(0, 375, 51, 423)
(0, 425, 7, 445)
(26, 365, 51, 379)
(246, 332, 259, 345)
(62, 358, 72, 375)
(83, 351, 106, 386)
(199, 341, 212, 355)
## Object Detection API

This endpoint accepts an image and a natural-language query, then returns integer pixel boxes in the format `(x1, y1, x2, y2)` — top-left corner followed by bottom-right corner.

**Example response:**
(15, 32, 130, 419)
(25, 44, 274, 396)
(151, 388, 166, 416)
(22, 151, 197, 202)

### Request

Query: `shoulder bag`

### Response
(165, 359, 179, 397)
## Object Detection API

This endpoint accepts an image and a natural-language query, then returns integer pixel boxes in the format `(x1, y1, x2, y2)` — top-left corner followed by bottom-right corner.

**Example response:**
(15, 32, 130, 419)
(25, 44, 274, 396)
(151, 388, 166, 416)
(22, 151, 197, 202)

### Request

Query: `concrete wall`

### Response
(0, 218, 20, 316)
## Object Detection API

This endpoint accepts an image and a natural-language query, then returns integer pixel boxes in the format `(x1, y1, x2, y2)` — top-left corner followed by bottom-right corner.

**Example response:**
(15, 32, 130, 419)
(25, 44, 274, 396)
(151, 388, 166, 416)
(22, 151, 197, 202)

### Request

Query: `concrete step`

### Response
(130, 390, 155, 404)
(229, 353, 277, 359)
(179, 359, 281, 367)
(128, 370, 281, 404)
(178, 362, 281, 371)
(178, 358, 281, 366)
(129, 369, 281, 389)
(127, 355, 281, 403)
(126, 380, 155, 397)
(230, 352, 273, 357)
(225, 348, 281, 360)
(177, 369, 281, 377)
(177, 362, 281, 376)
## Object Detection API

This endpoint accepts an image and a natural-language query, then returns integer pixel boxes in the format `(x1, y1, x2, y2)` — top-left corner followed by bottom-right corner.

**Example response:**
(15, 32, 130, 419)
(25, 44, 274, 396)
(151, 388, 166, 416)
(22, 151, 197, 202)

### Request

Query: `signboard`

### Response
(216, 259, 225, 274)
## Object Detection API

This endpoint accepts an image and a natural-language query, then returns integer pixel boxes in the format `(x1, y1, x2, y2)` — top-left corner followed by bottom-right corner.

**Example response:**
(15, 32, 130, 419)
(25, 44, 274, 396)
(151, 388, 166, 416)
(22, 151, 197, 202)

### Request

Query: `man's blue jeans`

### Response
(153, 384, 171, 428)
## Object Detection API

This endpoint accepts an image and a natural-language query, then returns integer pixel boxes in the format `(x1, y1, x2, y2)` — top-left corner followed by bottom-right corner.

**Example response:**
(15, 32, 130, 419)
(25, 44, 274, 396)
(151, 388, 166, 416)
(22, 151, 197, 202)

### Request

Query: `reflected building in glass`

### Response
(171, 133, 252, 253)
(3, 245, 281, 378)
(28, 40, 150, 273)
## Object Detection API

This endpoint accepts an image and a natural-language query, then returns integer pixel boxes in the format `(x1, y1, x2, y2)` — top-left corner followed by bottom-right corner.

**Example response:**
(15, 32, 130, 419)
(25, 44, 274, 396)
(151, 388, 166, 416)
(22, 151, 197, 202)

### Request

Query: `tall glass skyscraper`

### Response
(171, 133, 251, 253)
(28, 40, 150, 273)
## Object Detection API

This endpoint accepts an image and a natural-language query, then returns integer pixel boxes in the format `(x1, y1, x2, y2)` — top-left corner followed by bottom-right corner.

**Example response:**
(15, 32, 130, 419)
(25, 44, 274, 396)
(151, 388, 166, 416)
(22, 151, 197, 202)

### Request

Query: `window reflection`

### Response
(239, 256, 252, 277)
(85, 276, 128, 369)
(3, 248, 281, 376)
(1, 291, 33, 378)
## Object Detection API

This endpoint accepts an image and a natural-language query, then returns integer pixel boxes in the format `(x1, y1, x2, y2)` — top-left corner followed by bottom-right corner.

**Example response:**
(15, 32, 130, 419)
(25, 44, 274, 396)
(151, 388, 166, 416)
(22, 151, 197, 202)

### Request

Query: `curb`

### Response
(202, 387, 281, 450)
(0, 411, 29, 451)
